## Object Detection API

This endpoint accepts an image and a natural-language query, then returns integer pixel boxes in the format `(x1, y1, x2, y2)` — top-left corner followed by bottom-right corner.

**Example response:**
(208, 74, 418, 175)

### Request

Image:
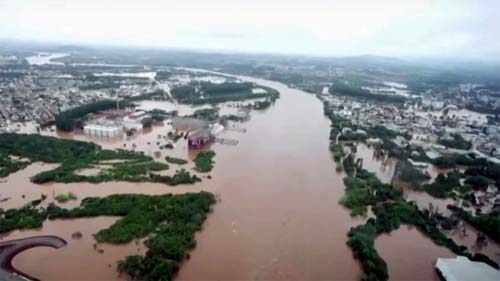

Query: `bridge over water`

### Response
(0, 236, 67, 281)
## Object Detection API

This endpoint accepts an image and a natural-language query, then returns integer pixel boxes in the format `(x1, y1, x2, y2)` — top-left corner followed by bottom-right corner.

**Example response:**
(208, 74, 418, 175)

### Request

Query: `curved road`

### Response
(0, 236, 67, 281)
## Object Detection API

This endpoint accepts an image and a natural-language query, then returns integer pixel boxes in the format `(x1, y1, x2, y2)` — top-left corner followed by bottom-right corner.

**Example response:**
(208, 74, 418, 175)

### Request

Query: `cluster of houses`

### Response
(322, 93, 500, 161)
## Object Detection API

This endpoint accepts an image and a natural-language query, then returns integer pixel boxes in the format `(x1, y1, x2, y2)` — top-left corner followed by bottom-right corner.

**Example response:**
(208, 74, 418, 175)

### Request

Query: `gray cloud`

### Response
(0, 0, 498, 59)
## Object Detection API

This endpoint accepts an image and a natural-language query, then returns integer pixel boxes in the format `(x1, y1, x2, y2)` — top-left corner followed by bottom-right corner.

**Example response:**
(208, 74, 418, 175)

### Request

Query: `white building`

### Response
(84, 121, 122, 137)
(435, 256, 500, 281)
(122, 120, 143, 132)
(433, 101, 445, 111)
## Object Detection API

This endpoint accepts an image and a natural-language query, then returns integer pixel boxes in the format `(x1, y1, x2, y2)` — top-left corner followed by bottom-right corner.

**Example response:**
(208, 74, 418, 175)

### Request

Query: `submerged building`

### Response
(83, 120, 122, 137)
(187, 123, 225, 149)
(188, 128, 213, 149)
(435, 256, 500, 281)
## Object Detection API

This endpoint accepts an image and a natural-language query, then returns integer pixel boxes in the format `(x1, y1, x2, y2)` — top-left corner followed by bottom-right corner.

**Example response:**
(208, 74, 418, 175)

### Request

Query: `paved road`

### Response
(0, 235, 67, 281)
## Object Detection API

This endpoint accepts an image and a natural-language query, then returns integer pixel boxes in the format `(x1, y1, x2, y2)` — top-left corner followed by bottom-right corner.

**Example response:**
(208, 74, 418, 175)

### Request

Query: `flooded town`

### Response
(0, 47, 499, 281)
(1, 1, 500, 281)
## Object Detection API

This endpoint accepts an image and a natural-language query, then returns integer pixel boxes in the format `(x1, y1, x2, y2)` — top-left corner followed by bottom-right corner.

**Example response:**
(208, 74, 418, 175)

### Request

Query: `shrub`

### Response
(165, 156, 188, 165)
(55, 192, 78, 203)
(194, 151, 216, 172)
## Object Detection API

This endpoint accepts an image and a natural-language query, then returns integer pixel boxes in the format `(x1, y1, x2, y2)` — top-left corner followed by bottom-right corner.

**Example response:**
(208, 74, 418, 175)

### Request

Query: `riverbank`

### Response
(324, 113, 500, 279)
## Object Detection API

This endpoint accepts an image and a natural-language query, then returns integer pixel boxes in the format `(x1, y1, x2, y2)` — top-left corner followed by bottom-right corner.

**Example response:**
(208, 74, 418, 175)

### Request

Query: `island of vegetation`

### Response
(55, 192, 78, 203)
(165, 156, 188, 165)
(170, 81, 279, 105)
(0, 153, 30, 177)
(193, 150, 216, 173)
(330, 82, 407, 104)
(0, 133, 200, 186)
(0, 192, 216, 281)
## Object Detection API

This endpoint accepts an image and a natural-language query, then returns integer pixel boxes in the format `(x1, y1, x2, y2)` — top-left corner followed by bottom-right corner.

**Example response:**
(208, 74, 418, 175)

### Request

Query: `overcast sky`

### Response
(1, 0, 499, 59)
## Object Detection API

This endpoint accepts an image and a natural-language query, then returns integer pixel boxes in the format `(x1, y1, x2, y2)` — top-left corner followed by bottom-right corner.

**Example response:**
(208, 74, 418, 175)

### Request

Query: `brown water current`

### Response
(177, 77, 362, 280)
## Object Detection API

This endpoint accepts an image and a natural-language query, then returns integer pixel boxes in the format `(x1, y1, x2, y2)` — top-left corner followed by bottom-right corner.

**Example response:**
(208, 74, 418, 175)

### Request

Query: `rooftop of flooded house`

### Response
(435, 256, 500, 281)
(188, 128, 212, 140)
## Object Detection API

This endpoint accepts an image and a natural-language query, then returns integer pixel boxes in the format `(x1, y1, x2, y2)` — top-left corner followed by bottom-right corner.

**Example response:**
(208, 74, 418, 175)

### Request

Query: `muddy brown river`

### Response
(1, 74, 498, 280)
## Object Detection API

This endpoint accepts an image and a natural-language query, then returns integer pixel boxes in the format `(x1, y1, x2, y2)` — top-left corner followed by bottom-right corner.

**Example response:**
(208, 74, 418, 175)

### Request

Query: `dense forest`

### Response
(329, 83, 407, 104)
(170, 82, 276, 104)
(55, 100, 122, 131)
(201, 82, 253, 95)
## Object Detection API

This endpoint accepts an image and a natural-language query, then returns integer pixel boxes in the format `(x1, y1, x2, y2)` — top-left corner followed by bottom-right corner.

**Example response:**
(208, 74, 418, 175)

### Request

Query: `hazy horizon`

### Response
(1, 0, 499, 60)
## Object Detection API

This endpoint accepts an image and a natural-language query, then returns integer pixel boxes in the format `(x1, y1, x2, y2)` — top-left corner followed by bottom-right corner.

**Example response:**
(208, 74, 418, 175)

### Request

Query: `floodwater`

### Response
(354, 143, 455, 214)
(393, 179, 455, 214)
(25, 53, 68, 65)
(176, 76, 362, 280)
(445, 221, 500, 265)
(355, 145, 500, 267)
(415, 108, 490, 125)
(5, 217, 147, 281)
(355, 143, 395, 183)
(375, 225, 455, 281)
(136, 100, 211, 116)
(1, 74, 362, 280)
(0, 161, 213, 210)
(1, 71, 487, 280)
(94, 72, 156, 79)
